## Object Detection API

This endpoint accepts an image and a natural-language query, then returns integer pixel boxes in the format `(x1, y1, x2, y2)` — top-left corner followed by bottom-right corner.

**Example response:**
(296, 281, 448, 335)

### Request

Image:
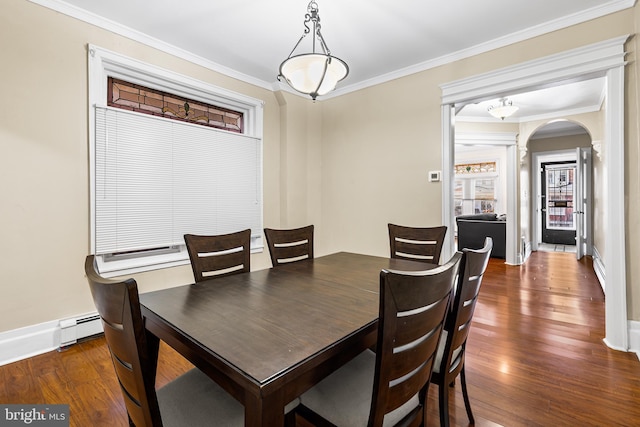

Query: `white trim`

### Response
(441, 35, 629, 104)
(441, 36, 629, 351)
(523, 241, 532, 262)
(593, 245, 606, 293)
(441, 105, 455, 260)
(531, 149, 578, 252)
(629, 321, 640, 360)
(604, 65, 629, 351)
(0, 313, 103, 366)
(505, 144, 518, 265)
(88, 45, 265, 277)
(456, 132, 518, 145)
(0, 321, 59, 366)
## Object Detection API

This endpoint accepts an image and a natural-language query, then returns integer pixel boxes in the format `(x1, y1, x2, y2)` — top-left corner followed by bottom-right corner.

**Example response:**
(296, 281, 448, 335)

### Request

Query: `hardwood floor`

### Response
(1, 251, 638, 426)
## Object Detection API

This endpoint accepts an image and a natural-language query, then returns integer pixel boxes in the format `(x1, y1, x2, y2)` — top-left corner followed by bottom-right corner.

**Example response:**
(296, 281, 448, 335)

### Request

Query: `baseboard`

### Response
(629, 320, 640, 361)
(0, 312, 103, 366)
(592, 245, 606, 293)
(1, 310, 638, 365)
(523, 241, 532, 263)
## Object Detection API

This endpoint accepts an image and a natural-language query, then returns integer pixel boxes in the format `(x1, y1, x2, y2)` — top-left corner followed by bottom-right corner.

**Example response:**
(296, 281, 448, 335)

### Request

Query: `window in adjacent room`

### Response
(454, 161, 498, 215)
(88, 45, 264, 277)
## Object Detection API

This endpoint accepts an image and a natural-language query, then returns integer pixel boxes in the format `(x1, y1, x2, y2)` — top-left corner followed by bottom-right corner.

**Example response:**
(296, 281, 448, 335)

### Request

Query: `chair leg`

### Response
(460, 365, 475, 425)
(439, 382, 450, 427)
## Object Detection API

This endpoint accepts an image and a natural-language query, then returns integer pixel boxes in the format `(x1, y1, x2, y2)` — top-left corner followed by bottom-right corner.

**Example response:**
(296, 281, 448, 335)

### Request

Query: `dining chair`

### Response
(431, 237, 493, 427)
(84, 255, 245, 427)
(184, 229, 251, 283)
(263, 225, 314, 266)
(388, 223, 448, 265)
(295, 252, 463, 427)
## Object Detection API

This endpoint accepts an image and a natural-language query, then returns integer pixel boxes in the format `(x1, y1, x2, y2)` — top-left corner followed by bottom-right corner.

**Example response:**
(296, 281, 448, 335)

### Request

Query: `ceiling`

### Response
(37, 0, 631, 130)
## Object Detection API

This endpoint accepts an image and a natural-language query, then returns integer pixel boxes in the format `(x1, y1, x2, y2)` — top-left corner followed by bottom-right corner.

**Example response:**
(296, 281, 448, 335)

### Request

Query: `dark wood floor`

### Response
(1, 251, 639, 426)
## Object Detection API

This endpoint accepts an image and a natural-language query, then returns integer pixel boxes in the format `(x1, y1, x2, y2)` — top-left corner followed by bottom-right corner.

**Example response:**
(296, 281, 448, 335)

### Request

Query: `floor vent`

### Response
(59, 313, 103, 349)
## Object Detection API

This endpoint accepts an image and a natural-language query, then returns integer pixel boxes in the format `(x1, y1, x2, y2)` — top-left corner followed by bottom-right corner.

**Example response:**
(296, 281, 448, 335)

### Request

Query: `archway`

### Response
(527, 120, 595, 263)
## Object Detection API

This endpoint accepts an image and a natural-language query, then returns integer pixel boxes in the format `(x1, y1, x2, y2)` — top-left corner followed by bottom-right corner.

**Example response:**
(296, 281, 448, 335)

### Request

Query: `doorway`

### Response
(532, 145, 593, 260)
(541, 161, 577, 246)
(440, 36, 629, 351)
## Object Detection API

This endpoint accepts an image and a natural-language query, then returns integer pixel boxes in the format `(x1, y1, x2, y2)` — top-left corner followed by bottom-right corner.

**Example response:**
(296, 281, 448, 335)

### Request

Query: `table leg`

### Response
(243, 390, 285, 427)
(144, 330, 161, 384)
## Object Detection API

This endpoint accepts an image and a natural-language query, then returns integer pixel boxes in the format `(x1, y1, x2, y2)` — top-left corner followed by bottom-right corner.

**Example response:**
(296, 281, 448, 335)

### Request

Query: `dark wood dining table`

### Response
(140, 251, 433, 427)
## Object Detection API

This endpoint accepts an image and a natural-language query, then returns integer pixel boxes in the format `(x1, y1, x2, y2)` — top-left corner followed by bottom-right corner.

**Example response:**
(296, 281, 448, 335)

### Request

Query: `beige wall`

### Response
(273, 91, 324, 244)
(317, 10, 639, 320)
(1, 0, 639, 336)
(319, 74, 445, 257)
(0, 0, 285, 331)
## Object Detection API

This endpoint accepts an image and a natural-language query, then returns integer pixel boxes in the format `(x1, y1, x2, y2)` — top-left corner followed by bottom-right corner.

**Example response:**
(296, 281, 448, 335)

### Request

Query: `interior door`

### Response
(575, 147, 593, 260)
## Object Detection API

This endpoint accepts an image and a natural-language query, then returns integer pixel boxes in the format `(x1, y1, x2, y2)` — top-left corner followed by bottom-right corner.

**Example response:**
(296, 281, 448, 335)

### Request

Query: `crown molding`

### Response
(27, 0, 635, 100)
(27, 0, 272, 91)
(325, 0, 635, 99)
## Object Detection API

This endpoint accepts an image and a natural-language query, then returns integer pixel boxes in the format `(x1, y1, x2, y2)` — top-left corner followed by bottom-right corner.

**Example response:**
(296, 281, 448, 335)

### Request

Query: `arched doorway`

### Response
(528, 121, 595, 262)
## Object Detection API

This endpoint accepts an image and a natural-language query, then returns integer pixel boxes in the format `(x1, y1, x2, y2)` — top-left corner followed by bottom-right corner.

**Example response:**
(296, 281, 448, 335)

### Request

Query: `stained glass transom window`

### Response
(107, 77, 243, 133)
(455, 162, 497, 174)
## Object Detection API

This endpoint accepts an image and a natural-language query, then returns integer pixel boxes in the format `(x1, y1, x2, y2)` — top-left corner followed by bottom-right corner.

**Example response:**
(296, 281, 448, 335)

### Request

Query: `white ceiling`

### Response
(36, 0, 631, 130)
(458, 77, 606, 137)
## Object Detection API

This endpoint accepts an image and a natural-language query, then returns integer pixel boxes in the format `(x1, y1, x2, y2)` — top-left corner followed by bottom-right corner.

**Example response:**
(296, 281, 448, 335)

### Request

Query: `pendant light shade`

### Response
(278, 1, 348, 100)
(487, 97, 519, 120)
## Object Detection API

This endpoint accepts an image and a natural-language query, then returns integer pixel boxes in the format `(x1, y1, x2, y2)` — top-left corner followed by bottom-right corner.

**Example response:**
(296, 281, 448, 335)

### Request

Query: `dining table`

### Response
(139, 251, 434, 427)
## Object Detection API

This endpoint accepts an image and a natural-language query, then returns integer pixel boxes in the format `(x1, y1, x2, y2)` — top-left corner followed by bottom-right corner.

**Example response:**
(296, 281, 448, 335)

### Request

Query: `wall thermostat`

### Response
(428, 171, 441, 182)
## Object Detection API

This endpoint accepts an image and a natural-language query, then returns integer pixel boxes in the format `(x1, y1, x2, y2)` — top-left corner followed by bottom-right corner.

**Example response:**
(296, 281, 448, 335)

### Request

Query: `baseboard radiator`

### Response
(59, 313, 103, 349)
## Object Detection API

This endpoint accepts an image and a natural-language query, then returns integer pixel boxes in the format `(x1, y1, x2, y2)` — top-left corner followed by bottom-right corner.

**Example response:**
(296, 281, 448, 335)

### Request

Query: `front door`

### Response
(541, 162, 576, 245)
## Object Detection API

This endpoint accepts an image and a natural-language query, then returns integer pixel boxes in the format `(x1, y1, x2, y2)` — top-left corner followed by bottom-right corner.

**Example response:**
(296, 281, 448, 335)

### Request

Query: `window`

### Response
(454, 162, 498, 216)
(545, 165, 575, 230)
(88, 45, 264, 277)
(107, 77, 244, 132)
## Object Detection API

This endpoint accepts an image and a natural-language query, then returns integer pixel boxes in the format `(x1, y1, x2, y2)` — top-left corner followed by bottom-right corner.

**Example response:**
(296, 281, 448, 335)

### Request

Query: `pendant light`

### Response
(278, 1, 348, 100)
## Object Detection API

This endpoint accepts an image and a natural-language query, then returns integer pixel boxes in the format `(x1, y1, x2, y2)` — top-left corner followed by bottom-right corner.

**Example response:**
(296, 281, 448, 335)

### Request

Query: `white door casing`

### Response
(575, 147, 593, 260)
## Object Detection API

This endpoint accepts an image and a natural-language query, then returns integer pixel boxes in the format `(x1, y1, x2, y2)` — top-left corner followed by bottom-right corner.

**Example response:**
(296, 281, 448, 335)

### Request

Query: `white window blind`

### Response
(94, 105, 262, 256)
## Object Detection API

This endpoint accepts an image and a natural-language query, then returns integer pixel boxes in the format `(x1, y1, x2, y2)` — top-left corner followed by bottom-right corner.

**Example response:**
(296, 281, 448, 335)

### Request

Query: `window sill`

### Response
(96, 244, 264, 278)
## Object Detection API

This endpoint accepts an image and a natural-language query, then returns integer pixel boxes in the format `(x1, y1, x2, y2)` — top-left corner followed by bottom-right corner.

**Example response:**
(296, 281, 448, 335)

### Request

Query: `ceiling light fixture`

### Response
(487, 98, 519, 120)
(278, 0, 348, 101)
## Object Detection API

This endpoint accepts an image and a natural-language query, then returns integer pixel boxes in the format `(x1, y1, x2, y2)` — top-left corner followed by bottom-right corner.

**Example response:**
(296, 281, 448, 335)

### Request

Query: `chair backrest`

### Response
(388, 223, 447, 264)
(84, 255, 162, 427)
(369, 252, 462, 427)
(184, 229, 251, 282)
(263, 225, 314, 267)
(434, 237, 492, 381)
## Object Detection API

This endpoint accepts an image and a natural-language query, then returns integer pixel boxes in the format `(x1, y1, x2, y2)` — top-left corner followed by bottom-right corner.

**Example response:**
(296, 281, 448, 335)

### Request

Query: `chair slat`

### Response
(184, 230, 251, 282)
(388, 223, 447, 265)
(264, 225, 314, 267)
